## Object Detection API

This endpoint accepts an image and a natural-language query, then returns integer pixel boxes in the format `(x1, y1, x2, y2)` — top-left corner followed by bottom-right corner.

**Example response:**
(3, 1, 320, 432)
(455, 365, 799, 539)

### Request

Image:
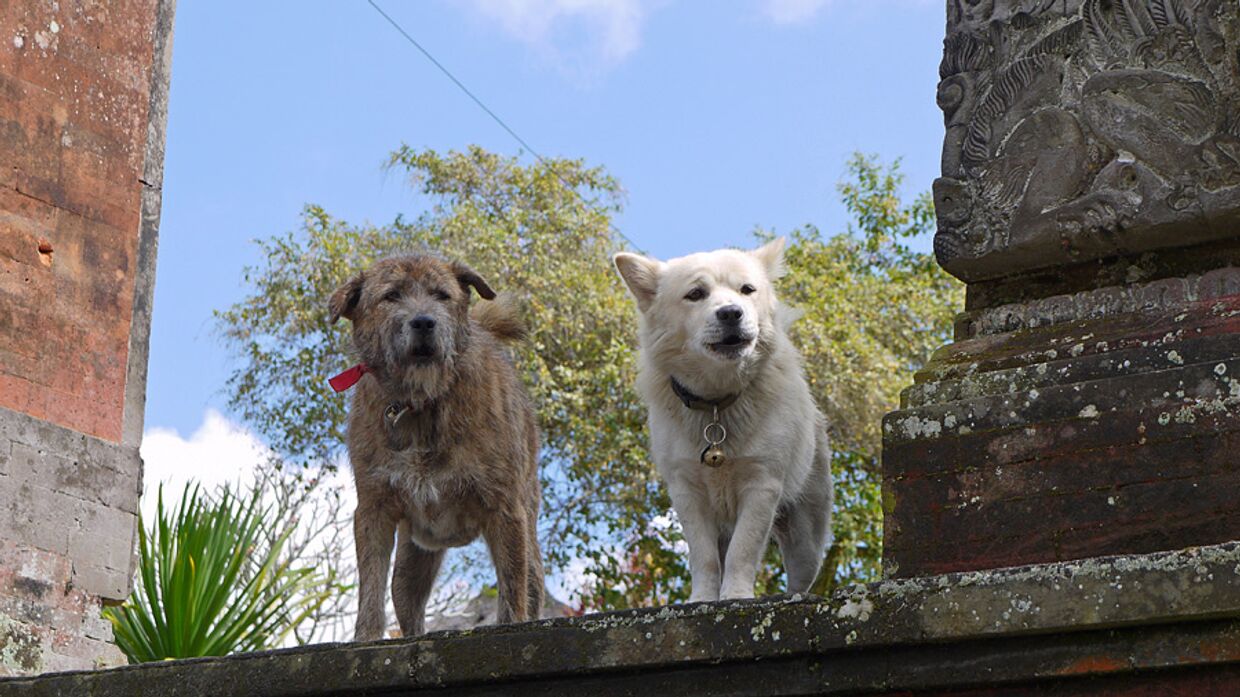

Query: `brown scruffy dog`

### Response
(329, 253, 542, 641)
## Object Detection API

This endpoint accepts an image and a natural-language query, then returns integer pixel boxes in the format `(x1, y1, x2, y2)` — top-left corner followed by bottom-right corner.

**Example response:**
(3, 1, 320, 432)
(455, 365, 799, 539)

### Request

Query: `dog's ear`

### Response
(329, 273, 364, 324)
(750, 237, 787, 280)
(452, 261, 498, 300)
(614, 252, 663, 312)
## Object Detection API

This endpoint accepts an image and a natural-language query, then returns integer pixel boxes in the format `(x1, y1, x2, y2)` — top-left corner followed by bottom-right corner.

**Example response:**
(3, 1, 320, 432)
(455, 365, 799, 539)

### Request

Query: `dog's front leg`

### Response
(667, 478, 722, 603)
(485, 505, 531, 624)
(392, 521, 446, 637)
(354, 505, 397, 642)
(720, 483, 782, 600)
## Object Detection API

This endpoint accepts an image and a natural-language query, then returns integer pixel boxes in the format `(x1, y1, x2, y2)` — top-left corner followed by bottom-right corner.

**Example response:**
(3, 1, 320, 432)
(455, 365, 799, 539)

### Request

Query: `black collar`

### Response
(669, 377, 738, 412)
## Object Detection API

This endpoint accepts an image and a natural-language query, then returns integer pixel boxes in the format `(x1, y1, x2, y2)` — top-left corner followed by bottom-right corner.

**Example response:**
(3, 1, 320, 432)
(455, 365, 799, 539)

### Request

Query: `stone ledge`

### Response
(6, 542, 1240, 695)
(961, 267, 1240, 339)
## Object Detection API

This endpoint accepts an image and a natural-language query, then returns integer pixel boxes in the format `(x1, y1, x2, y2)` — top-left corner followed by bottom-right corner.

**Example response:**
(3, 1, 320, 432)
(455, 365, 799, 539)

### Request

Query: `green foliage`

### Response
(777, 153, 963, 590)
(104, 485, 333, 662)
(216, 146, 961, 610)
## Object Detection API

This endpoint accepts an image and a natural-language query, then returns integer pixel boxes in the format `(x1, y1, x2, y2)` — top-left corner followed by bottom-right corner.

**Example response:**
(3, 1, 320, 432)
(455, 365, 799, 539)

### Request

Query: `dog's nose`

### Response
(715, 305, 743, 324)
(409, 316, 437, 333)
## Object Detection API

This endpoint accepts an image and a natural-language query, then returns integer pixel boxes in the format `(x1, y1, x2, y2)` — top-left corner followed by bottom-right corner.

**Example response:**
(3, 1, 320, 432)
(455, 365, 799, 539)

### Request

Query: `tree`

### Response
(217, 146, 961, 618)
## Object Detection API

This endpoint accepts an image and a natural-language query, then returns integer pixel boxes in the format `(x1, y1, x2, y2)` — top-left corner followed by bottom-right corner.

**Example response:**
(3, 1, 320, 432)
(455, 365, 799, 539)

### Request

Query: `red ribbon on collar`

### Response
(328, 363, 370, 393)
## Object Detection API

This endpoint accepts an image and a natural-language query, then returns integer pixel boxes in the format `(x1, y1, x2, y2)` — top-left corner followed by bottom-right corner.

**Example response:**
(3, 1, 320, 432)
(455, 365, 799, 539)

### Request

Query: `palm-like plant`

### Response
(105, 484, 334, 662)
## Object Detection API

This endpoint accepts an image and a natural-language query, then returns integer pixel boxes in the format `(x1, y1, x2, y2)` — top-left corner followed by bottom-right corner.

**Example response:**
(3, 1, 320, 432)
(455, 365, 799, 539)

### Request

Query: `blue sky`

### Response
(144, 0, 946, 443)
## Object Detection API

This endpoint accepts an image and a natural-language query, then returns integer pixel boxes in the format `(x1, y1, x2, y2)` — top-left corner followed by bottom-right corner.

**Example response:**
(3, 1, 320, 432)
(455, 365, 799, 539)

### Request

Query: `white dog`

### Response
(615, 238, 833, 601)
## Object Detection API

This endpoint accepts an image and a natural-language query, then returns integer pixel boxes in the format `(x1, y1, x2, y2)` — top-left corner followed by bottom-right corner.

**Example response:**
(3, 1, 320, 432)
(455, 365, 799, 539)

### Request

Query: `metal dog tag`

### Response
(383, 402, 415, 451)
(700, 410, 727, 468)
(700, 444, 726, 467)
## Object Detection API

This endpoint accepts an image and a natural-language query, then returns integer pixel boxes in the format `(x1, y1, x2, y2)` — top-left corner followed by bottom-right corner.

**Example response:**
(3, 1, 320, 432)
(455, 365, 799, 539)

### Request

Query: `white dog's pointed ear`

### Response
(751, 237, 787, 279)
(614, 252, 663, 312)
(776, 302, 804, 331)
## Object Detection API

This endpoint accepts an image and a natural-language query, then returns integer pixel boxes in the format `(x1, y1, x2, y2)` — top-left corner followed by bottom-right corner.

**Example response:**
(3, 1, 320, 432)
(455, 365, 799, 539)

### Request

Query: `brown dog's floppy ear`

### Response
(329, 273, 364, 324)
(452, 261, 497, 300)
(614, 252, 663, 312)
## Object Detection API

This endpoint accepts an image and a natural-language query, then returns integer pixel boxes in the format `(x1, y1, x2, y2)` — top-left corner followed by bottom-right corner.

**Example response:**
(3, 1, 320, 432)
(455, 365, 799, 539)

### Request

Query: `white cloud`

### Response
(461, 0, 650, 68)
(139, 409, 271, 521)
(761, 0, 932, 24)
(139, 409, 360, 523)
(762, 0, 831, 24)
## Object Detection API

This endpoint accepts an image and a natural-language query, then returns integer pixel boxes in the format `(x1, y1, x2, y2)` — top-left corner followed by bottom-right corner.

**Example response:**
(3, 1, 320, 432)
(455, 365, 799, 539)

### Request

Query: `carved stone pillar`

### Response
(882, 0, 1240, 578)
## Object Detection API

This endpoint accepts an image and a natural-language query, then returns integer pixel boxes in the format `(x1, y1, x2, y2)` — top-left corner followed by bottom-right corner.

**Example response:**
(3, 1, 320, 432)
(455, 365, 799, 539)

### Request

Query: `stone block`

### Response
(67, 500, 135, 588)
(67, 564, 128, 605)
(79, 613, 112, 643)
(0, 477, 71, 557)
(0, 410, 142, 515)
(0, 612, 44, 676)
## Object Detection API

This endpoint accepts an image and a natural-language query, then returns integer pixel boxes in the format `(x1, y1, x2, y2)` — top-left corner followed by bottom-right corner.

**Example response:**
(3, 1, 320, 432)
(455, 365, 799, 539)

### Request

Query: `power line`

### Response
(365, 0, 644, 254)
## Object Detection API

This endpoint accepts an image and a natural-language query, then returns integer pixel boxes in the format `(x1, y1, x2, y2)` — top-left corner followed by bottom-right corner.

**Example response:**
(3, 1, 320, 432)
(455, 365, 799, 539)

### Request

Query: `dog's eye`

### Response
(684, 287, 707, 302)
(431, 289, 451, 301)
(383, 289, 402, 302)
(740, 284, 757, 295)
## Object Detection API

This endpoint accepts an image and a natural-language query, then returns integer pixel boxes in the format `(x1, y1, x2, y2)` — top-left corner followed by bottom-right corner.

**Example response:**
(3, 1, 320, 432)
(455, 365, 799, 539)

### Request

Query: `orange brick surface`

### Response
(0, 0, 160, 443)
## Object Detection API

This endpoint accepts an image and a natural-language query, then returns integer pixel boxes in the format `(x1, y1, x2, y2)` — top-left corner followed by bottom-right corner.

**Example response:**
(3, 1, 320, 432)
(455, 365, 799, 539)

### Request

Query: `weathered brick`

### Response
(904, 331, 1240, 409)
(889, 431, 1240, 523)
(0, 593, 80, 634)
(66, 563, 127, 604)
(79, 613, 112, 643)
(0, 612, 45, 676)
(5, 441, 139, 516)
(44, 637, 126, 673)
(67, 499, 135, 580)
(0, 477, 71, 556)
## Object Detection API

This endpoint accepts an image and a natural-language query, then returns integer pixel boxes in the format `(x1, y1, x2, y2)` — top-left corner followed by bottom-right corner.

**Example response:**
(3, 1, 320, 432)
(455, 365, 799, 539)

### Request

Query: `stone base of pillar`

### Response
(883, 251, 1240, 578)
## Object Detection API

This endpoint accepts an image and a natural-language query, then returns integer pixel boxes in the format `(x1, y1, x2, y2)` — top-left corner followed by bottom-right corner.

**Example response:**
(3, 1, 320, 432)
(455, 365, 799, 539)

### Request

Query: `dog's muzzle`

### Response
(706, 305, 756, 357)
(407, 316, 440, 361)
(708, 329, 755, 357)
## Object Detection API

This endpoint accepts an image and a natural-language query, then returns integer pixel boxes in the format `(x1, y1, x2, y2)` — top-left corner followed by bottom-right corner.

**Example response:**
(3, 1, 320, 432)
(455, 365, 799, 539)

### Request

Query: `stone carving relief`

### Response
(935, 0, 1240, 282)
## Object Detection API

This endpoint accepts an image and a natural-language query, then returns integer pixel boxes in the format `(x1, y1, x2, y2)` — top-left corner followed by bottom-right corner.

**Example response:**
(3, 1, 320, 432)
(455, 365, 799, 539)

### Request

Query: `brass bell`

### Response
(701, 445, 727, 467)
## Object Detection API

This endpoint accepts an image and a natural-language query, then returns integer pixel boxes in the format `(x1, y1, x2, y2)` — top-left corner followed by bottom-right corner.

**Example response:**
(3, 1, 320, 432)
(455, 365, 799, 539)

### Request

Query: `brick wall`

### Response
(0, 0, 161, 442)
(0, 0, 174, 675)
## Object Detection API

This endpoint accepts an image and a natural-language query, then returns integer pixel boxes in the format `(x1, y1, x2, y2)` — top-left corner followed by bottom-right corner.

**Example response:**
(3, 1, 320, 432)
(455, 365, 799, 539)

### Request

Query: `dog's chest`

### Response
(405, 498, 484, 550)
(369, 453, 485, 547)
(373, 452, 450, 503)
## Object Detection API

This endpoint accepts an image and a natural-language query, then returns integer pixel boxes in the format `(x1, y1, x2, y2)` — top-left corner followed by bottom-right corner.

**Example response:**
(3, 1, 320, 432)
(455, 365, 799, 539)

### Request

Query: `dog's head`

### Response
(330, 254, 496, 402)
(614, 239, 787, 377)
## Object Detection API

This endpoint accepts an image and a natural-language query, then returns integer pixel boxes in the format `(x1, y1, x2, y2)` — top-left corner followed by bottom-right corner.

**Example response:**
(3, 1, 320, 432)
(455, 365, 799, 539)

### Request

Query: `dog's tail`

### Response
(470, 293, 527, 344)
